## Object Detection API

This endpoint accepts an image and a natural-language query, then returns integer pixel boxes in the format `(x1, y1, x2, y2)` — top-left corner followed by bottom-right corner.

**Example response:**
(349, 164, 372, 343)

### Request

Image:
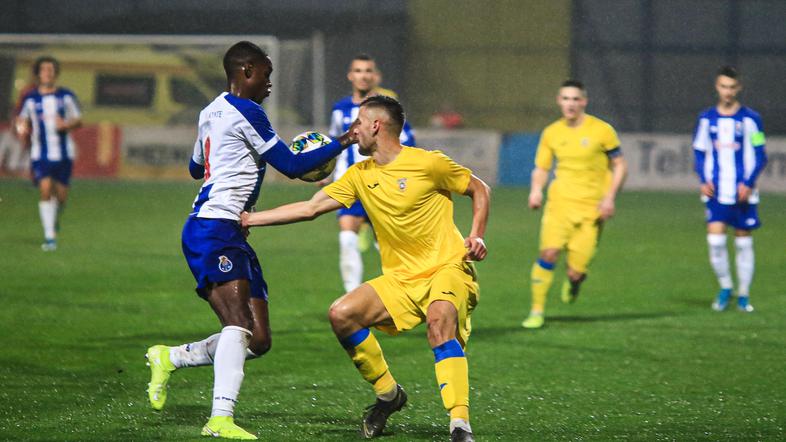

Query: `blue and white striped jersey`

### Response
(692, 106, 767, 205)
(190, 92, 280, 220)
(328, 95, 416, 180)
(18, 88, 81, 162)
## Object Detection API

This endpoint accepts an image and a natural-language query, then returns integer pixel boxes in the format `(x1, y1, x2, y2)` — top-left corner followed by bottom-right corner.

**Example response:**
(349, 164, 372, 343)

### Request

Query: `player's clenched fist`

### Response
(464, 236, 487, 261)
(528, 190, 543, 210)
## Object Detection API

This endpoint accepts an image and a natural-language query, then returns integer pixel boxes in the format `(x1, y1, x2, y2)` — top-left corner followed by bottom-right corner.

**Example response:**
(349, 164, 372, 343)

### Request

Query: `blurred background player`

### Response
(692, 66, 767, 313)
(243, 95, 490, 442)
(16, 56, 82, 251)
(327, 54, 416, 292)
(522, 80, 627, 329)
(144, 41, 357, 440)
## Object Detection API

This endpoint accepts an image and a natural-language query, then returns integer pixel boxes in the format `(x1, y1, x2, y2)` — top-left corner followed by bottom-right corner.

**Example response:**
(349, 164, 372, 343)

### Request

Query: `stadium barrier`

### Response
(497, 132, 786, 193)
(4, 125, 785, 194)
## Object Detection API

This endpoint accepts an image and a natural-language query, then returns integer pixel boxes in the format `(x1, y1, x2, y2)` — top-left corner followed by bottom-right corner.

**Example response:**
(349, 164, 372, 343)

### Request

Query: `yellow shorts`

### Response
(367, 262, 479, 346)
(539, 201, 602, 273)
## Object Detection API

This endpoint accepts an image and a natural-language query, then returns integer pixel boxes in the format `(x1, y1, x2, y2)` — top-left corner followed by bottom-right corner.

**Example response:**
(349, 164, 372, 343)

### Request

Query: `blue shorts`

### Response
(705, 199, 761, 230)
(182, 216, 268, 300)
(32, 160, 72, 186)
(337, 200, 369, 220)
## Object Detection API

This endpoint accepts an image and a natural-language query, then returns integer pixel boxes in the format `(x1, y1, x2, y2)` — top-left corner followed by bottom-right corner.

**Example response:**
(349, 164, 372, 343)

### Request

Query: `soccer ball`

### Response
(289, 131, 337, 182)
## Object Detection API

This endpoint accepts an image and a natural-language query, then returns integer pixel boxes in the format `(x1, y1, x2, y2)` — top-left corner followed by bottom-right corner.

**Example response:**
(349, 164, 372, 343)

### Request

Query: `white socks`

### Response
(211, 326, 251, 417)
(169, 333, 260, 368)
(339, 230, 362, 292)
(170, 333, 220, 368)
(707, 234, 733, 290)
(734, 236, 754, 296)
(450, 418, 472, 434)
(707, 233, 756, 296)
(38, 198, 58, 240)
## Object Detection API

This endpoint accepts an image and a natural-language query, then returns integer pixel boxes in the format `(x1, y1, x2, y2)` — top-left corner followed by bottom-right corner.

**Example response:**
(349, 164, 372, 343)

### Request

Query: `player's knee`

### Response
(539, 249, 560, 263)
(426, 313, 457, 346)
(248, 334, 271, 357)
(328, 301, 354, 330)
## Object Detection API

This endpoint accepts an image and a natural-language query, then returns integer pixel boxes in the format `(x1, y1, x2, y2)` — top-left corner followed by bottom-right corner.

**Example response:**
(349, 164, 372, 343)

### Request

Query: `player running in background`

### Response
(145, 41, 357, 440)
(328, 54, 415, 292)
(693, 66, 767, 312)
(522, 80, 627, 329)
(243, 96, 490, 442)
(16, 56, 82, 251)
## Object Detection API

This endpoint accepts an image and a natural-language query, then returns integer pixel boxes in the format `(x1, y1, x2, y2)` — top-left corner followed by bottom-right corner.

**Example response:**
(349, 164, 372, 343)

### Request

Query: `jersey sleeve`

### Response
(63, 92, 82, 119)
(431, 150, 472, 194)
(534, 129, 554, 170)
(692, 116, 711, 152)
(237, 104, 283, 156)
(400, 121, 416, 146)
(328, 109, 343, 138)
(192, 138, 204, 165)
(18, 96, 33, 119)
(747, 113, 766, 148)
(743, 113, 768, 187)
(323, 164, 359, 208)
(601, 122, 621, 151)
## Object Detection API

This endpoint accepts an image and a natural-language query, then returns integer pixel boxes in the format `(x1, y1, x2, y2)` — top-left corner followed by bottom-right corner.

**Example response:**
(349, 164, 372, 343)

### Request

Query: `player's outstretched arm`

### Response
(463, 174, 491, 261)
(241, 190, 343, 228)
(599, 155, 628, 220)
(262, 120, 360, 179)
(528, 167, 549, 210)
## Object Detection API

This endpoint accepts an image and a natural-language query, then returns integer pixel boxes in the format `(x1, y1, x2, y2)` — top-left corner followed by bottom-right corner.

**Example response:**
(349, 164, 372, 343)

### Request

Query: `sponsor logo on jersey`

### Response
(218, 255, 233, 273)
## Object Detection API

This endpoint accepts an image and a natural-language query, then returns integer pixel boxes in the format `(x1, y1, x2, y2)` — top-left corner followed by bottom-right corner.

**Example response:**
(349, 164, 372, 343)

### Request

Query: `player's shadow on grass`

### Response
(547, 311, 677, 323)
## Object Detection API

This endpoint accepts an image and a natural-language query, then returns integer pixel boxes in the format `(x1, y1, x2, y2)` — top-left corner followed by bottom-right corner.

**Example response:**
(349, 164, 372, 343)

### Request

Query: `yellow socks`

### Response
(340, 328, 397, 398)
(531, 259, 556, 313)
(433, 339, 469, 421)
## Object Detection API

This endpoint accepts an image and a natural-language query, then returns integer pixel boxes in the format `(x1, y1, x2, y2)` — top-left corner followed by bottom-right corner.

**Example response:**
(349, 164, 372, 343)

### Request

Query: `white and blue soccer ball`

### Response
(289, 131, 336, 182)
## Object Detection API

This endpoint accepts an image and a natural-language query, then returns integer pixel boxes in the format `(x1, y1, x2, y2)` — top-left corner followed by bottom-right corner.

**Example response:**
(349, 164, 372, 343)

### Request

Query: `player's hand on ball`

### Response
(737, 183, 751, 202)
(464, 236, 487, 261)
(338, 119, 360, 146)
(528, 190, 543, 210)
(598, 196, 615, 220)
(700, 182, 715, 198)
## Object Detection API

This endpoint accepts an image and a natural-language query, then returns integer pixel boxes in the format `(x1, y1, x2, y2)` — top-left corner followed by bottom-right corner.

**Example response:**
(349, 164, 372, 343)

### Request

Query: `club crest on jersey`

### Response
(397, 178, 407, 191)
(218, 255, 233, 273)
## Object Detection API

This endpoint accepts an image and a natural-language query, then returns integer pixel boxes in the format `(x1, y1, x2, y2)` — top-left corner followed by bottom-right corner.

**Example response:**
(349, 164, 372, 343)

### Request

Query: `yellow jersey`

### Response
(535, 114, 621, 208)
(324, 146, 471, 282)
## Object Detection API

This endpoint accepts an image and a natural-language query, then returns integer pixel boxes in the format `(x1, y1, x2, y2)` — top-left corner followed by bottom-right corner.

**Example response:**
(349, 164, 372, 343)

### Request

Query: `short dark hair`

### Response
(223, 41, 269, 78)
(349, 53, 375, 70)
(561, 79, 585, 90)
(717, 65, 739, 80)
(33, 56, 59, 77)
(360, 95, 405, 134)
(352, 53, 374, 63)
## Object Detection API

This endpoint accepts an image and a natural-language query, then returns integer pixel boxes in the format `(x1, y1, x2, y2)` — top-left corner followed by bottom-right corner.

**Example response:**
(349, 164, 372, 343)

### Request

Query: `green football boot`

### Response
(521, 312, 544, 329)
(146, 345, 175, 411)
(201, 416, 258, 440)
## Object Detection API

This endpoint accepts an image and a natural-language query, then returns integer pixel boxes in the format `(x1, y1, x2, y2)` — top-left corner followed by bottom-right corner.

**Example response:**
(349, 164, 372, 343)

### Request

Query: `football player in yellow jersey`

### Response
(242, 95, 490, 442)
(522, 80, 628, 329)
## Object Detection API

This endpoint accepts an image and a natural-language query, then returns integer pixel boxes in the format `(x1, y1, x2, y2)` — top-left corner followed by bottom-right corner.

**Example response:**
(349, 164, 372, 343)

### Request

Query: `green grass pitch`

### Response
(0, 179, 784, 441)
